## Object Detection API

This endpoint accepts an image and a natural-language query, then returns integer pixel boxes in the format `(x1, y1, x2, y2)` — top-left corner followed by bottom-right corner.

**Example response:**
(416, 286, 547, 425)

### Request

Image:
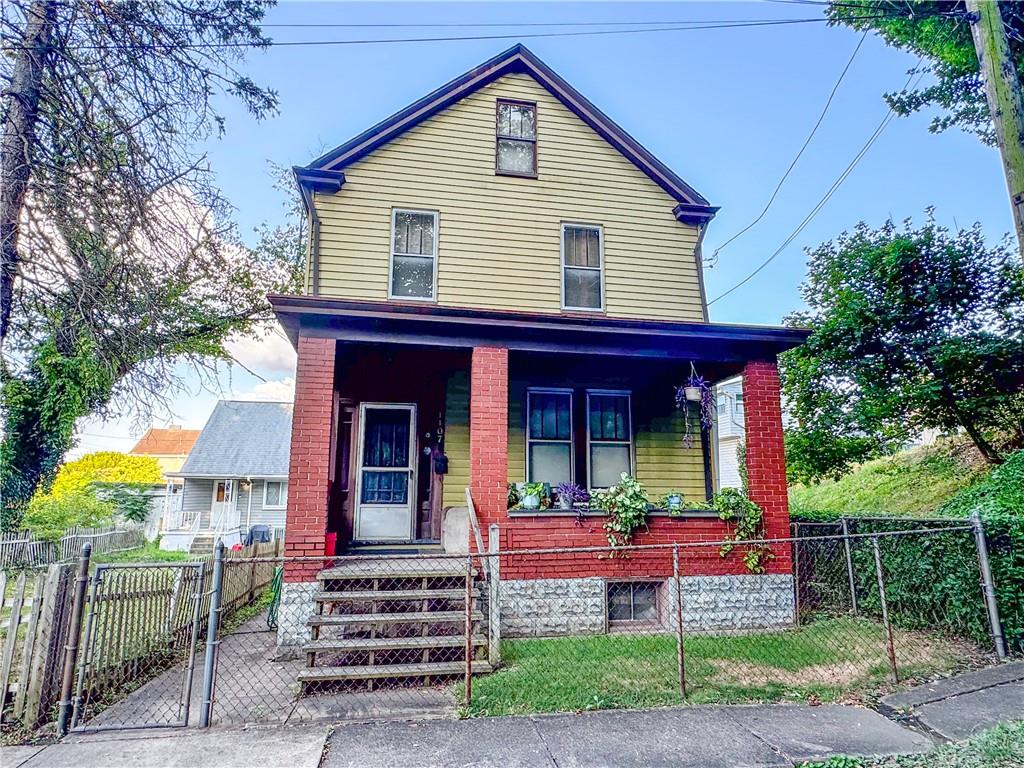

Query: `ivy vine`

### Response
(709, 488, 774, 574)
(594, 473, 650, 549)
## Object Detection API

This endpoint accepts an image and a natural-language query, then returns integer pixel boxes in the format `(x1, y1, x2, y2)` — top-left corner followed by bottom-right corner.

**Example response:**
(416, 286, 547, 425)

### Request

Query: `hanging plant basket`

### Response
(683, 386, 702, 402)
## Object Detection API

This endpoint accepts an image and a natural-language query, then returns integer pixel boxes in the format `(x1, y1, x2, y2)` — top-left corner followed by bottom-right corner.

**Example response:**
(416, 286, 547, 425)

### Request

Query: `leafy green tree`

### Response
(827, 1, 1024, 145)
(781, 214, 1024, 481)
(0, 2, 299, 528)
(23, 491, 117, 541)
(46, 452, 163, 499)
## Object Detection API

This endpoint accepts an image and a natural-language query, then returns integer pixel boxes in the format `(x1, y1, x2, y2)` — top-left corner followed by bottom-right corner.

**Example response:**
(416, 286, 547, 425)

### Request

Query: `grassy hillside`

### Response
(789, 439, 992, 518)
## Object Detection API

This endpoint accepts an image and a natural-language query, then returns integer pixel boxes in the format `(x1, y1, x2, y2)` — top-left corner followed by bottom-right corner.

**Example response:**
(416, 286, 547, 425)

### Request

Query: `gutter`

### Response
(291, 167, 346, 297)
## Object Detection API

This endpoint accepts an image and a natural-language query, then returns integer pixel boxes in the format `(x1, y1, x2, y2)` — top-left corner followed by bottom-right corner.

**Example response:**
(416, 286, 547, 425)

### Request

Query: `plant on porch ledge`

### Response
(593, 473, 650, 549)
(708, 488, 773, 574)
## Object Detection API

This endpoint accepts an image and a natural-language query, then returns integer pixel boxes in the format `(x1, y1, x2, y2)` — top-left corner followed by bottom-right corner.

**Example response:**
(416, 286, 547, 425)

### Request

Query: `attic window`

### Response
(496, 100, 537, 176)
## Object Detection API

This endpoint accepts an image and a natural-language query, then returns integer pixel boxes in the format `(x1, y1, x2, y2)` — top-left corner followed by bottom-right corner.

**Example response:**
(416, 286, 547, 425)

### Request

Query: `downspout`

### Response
(693, 222, 711, 323)
(245, 476, 254, 535)
(296, 181, 320, 296)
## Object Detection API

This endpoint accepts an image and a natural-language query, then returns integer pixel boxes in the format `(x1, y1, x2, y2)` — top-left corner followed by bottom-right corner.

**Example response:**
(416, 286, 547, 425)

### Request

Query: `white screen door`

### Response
(355, 404, 416, 541)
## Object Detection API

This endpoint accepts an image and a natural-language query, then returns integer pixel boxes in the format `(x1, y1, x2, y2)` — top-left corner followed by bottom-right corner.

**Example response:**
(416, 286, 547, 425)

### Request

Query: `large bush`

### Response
(23, 490, 116, 541)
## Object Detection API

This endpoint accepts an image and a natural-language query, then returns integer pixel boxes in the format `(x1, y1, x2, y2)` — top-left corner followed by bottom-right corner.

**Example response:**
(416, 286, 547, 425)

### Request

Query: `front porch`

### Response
(271, 297, 805, 679)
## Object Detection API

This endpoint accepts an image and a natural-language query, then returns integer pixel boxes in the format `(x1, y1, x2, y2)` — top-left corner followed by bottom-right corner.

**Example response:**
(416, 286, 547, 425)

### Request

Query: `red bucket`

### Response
(324, 531, 337, 557)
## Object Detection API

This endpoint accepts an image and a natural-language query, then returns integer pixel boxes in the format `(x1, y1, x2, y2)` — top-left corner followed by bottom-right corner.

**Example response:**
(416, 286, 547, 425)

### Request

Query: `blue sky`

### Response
(75, 0, 1015, 456)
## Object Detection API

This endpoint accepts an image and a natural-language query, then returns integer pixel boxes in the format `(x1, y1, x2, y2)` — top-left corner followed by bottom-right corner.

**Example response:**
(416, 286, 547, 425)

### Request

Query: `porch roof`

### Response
(270, 295, 809, 362)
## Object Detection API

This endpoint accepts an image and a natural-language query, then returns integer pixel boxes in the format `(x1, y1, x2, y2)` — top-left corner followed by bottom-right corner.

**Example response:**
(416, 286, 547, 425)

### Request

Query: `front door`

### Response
(355, 404, 417, 542)
(211, 479, 235, 531)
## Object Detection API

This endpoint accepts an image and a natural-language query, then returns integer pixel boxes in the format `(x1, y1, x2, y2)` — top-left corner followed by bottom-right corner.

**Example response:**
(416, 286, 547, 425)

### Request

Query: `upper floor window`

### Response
(496, 100, 537, 176)
(562, 224, 603, 310)
(390, 209, 437, 300)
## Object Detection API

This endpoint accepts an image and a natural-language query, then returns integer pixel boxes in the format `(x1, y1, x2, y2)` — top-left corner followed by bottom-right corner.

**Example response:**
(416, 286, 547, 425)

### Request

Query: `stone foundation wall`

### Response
(499, 575, 794, 637)
(276, 580, 317, 654)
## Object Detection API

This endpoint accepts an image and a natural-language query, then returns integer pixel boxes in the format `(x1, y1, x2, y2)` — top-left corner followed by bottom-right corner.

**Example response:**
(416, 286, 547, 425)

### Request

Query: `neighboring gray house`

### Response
(715, 377, 745, 490)
(160, 400, 292, 552)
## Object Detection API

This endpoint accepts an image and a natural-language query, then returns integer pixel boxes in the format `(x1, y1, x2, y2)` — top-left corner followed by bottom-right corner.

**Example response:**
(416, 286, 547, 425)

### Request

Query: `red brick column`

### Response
(742, 359, 792, 571)
(284, 335, 336, 582)
(469, 346, 508, 549)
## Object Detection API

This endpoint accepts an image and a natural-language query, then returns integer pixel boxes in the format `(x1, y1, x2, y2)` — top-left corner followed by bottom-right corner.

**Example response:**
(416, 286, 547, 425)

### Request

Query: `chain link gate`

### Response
(69, 562, 207, 731)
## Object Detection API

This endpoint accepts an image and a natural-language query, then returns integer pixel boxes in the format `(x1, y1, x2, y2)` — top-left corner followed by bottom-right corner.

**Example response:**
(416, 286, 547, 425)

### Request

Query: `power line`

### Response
(1, 14, 903, 53)
(707, 30, 869, 267)
(707, 61, 925, 307)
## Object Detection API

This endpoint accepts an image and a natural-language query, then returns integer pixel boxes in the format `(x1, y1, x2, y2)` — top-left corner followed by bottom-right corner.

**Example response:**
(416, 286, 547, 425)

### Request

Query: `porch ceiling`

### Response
(270, 295, 809, 363)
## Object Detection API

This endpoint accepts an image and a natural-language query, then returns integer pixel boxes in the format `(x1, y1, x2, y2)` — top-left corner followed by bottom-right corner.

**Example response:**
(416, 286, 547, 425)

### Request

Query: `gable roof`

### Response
(299, 44, 716, 219)
(175, 401, 293, 479)
(131, 427, 201, 457)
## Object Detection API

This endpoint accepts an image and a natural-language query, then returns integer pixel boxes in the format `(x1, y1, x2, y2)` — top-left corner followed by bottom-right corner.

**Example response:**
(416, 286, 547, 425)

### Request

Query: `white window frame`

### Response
(561, 222, 605, 312)
(262, 480, 288, 510)
(586, 389, 634, 491)
(525, 387, 574, 484)
(388, 208, 439, 302)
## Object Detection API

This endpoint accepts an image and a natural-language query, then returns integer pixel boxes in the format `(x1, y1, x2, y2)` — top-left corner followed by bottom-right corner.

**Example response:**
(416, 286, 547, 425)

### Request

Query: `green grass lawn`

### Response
(466, 617, 964, 717)
(800, 721, 1024, 768)
(789, 439, 990, 518)
(90, 541, 193, 565)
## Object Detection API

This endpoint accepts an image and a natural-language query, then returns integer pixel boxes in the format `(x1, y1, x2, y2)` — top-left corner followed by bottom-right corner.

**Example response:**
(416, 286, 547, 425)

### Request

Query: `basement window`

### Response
(496, 100, 537, 176)
(607, 581, 659, 624)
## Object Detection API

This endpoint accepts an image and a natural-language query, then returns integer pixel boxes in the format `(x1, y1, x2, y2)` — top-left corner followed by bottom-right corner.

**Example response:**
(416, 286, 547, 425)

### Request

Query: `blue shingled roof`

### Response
(177, 400, 292, 478)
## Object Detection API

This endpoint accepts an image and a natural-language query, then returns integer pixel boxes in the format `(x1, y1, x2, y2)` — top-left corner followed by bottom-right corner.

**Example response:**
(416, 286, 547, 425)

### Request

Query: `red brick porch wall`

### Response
(284, 335, 336, 582)
(469, 345, 509, 549)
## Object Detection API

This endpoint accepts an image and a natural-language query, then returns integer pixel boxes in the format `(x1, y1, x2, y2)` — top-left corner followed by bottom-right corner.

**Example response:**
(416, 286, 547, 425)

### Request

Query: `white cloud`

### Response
(232, 377, 295, 403)
(225, 321, 296, 377)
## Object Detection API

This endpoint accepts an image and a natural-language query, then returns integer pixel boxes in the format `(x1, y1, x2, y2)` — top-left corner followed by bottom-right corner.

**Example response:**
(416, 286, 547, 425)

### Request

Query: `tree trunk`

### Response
(0, 0, 56, 346)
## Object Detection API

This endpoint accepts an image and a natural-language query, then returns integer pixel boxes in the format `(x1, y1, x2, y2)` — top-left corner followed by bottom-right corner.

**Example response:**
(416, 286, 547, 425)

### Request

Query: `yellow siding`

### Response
(505, 387, 707, 501)
(313, 72, 705, 321)
(443, 371, 471, 509)
(634, 411, 707, 502)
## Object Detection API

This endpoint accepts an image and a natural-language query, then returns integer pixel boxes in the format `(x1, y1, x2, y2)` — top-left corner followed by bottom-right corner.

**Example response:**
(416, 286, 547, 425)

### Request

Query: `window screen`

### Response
(526, 389, 572, 485)
(588, 392, 631, 488)
(391, 210, 436, 299)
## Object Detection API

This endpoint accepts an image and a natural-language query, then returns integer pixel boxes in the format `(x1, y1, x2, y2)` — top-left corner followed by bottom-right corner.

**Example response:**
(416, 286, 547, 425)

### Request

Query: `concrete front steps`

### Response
(189, 533, 216, 555)
(298, 557, 490, 693)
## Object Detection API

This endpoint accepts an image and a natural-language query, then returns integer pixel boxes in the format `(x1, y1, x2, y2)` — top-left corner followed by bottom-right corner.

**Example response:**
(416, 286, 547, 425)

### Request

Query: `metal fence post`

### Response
(792, 523, 801, 626)
(199, 541, 225, 727)
(672, 545, 687, 699)
(464, 553, 473, 707)
(487, 524, 501, 668)
(871, 537, 899, 683)
(841, 517, 859, 615)
(971, 511, 1007, 659)
(56, 543, 91, 736)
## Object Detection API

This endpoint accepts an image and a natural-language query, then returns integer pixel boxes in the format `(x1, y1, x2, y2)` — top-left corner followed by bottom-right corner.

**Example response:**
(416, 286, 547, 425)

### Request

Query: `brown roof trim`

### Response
(269, 294, 808, 362)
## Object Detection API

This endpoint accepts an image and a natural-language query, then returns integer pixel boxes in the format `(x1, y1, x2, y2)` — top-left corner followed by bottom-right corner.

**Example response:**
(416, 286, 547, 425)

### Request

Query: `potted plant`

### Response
(519, 482, 547, 510)
(506, 483, 521, 510)
(660, 490, 686, 513)
(554, 482, 588, 511)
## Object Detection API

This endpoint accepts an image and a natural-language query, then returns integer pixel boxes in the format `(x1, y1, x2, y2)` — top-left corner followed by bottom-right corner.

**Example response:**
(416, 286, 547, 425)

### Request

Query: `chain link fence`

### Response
(25, 521, 1006, 735)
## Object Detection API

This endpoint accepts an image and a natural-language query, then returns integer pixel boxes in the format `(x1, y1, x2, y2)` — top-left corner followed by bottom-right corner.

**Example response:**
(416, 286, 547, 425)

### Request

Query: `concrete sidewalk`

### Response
(4, 663, 1021, 768)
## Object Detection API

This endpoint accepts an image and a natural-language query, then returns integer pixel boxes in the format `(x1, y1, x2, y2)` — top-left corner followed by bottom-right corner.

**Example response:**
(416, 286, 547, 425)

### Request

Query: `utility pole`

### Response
(966, 0, 1024, 258)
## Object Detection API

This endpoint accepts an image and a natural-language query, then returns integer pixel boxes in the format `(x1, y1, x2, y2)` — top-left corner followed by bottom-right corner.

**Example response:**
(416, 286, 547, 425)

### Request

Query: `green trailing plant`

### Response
(507, 483, 521, 510)
(710, 488, 773, 574)
(594, 473, 650, 548)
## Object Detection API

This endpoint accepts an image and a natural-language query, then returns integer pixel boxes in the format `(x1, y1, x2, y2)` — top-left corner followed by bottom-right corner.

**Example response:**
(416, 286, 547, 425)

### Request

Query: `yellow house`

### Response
(271, 45, 806, 665)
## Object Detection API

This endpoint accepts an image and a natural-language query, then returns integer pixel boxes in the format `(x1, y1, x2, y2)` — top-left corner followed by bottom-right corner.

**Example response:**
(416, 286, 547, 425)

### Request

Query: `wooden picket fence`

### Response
(0, 563, 78, 729)
(0, 525, 146, 569)
(0, 538, 282, 731)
